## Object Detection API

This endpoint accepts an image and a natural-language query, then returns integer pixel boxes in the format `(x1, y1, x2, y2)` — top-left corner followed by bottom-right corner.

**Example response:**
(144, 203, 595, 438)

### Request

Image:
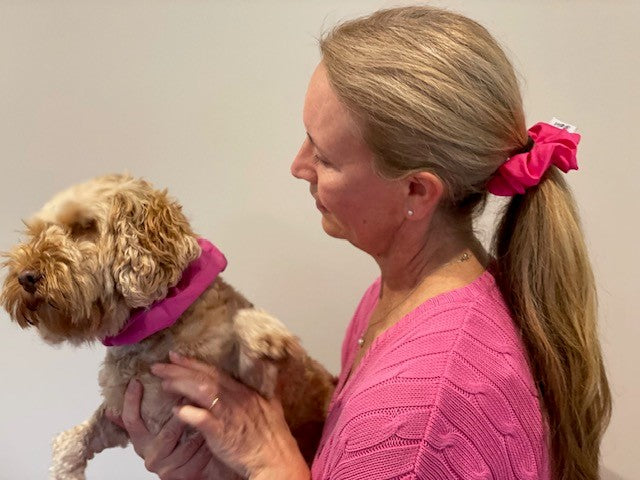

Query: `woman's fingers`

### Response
(152, 357, 222, 390)
(171, 404, 243, 474)
(152, 365, 220, 410)
(159, 440, 212, 479)
(169, 351, 219, 377)
(110, 377, 219, 479)
(172, 404, 222, 441)
(152, 434, 206, 478)
(144, 414, 187, 469)
(166, 351, 247, 393)
(152, 354, 252, 407)
(148, 354, 307, 479)
(151, 363, 207, 383)
(121, 379, 150, 439)
(168, 376, 218, 410)
(170, 434, 207, 468)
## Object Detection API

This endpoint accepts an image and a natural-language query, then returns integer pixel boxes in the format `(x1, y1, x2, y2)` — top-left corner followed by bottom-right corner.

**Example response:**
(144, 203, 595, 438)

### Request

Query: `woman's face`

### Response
(291, 63, 406, 255)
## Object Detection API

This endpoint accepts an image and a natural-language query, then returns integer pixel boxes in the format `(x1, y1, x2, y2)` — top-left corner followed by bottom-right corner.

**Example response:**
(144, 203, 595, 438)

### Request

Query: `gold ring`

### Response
(209, 396, 220, 410)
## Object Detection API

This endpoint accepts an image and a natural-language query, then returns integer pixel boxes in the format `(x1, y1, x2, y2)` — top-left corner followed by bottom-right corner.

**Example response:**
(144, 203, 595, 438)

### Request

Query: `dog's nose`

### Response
(18, 270, 42, 294)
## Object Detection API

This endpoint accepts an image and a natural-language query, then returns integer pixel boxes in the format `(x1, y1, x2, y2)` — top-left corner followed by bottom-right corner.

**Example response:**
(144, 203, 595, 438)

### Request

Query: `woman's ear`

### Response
(404, 172, 444, 220)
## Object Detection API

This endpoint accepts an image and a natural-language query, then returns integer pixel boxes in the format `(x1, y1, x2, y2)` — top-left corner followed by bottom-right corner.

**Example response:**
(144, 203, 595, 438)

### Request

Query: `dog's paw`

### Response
(50, 425, 89, 480)
(232, 308, 301, 398)
(233, 308, 299, 362)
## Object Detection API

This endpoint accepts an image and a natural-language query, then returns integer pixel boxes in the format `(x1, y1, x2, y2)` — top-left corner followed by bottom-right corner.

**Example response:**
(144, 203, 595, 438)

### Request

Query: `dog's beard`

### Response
(1, 237, 127, 345)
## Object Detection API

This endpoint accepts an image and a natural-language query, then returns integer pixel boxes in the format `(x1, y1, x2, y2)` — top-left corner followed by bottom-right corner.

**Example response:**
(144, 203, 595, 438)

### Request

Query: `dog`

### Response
(1, 173, 336, 479)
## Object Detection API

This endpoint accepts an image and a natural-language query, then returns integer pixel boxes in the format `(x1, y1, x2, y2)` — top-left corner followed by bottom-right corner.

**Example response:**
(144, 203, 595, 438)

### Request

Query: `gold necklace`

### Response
(357, 251, 471, 348)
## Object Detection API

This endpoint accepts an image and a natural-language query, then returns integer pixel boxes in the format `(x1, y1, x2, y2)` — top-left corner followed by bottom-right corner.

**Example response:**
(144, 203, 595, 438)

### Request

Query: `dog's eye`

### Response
(69, 218, 99, 240)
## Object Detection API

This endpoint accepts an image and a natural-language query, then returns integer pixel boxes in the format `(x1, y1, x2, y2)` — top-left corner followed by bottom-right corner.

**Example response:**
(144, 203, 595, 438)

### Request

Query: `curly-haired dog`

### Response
(1, 174, 336, 479)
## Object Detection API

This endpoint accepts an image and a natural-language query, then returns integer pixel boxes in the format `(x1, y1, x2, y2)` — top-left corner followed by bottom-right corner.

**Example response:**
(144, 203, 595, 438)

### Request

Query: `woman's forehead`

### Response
(303, 64, 362, 153)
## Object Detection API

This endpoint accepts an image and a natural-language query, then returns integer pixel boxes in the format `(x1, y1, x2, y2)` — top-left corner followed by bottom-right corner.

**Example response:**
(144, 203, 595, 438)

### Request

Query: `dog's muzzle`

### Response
(18, 270, 43, 294)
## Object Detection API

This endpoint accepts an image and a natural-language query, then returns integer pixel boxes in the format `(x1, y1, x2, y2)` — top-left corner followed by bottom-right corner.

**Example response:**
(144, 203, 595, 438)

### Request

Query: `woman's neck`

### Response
(373, 227, 489, 303)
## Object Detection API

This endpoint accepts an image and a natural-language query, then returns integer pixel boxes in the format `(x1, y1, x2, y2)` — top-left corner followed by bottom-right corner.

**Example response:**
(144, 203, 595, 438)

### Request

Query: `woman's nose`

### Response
(290, 143, 317, 183)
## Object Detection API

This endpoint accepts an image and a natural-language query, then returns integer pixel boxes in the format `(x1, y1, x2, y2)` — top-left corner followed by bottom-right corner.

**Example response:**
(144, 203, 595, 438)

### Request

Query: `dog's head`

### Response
(1, 174, 200, 344)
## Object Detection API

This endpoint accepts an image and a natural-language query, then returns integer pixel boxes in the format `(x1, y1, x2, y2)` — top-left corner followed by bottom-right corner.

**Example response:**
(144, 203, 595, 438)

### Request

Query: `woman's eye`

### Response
(313, 153, 329, 166)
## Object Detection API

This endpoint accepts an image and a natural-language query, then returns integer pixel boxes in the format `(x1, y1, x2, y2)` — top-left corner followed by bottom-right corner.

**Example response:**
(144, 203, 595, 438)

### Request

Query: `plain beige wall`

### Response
(0, 1, 637, 478)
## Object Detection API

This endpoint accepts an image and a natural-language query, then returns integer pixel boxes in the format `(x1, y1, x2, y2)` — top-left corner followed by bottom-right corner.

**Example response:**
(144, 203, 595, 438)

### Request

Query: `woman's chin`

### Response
(320, 215, 346, 239)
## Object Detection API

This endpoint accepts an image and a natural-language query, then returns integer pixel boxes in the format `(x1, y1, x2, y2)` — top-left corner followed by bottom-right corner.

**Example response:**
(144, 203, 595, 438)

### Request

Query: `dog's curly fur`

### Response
(1, 174, 336, 479)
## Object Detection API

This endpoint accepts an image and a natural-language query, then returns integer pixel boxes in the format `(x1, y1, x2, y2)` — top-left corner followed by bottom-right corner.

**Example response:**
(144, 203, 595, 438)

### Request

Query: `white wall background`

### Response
(0, 1, 637, 479)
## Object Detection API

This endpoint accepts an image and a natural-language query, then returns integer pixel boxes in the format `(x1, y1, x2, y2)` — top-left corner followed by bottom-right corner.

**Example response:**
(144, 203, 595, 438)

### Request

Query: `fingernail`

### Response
(150, 364, 162, 374)
(128, 379, 140, 391)
(169, 350, 183, 361)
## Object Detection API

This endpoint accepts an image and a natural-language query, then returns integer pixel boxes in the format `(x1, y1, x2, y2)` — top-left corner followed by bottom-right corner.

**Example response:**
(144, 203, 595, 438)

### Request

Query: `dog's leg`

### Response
(50, 403, 128, 480)
(232, 308, 300, 398)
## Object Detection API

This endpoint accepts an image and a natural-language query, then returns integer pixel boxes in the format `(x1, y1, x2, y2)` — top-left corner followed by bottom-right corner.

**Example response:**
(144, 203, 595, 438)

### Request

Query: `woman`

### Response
(107, 6, 611, 479)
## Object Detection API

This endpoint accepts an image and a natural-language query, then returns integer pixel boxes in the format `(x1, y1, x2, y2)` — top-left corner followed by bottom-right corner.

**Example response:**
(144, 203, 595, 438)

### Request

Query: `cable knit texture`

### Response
(311, 269, 550, 479)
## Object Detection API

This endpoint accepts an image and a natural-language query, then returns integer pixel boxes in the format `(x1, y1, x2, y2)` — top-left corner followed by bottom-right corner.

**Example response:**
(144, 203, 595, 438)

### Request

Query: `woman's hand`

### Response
(106, 379, 226, 480)
(151, 351, 310, 480)
(107, 351, 310, 480)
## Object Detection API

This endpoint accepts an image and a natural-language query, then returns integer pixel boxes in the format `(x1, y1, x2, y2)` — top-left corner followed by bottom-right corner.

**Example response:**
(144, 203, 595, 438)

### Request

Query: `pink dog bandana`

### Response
(487, 122, 581, 196)
(101, 238, 227, 347)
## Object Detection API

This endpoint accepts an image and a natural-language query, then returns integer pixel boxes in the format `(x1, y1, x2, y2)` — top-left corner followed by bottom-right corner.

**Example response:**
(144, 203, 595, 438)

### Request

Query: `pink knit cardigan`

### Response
(311, 269, 550, 479)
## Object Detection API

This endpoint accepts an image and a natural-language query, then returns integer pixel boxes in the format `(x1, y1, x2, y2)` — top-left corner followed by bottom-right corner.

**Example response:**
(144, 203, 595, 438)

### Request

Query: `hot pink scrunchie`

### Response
(487, 122, 581, 196)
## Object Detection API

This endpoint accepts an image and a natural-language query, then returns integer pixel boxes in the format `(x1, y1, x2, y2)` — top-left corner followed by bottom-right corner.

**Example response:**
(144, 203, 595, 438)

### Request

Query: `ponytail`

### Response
(492, 167, 611, 480)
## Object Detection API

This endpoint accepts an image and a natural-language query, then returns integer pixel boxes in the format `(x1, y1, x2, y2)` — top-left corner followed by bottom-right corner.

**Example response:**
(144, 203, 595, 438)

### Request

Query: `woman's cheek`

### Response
(318, 176, 345, 209)
(316, 185, 333, 211)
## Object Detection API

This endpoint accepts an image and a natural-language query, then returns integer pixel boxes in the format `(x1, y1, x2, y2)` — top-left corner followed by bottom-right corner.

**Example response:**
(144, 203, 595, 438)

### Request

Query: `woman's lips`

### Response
(315, 199, 328, 213)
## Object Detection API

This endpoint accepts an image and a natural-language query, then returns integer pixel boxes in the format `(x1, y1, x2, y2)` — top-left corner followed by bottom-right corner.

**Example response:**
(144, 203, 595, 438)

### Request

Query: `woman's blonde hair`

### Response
(320, 6, 611, 479)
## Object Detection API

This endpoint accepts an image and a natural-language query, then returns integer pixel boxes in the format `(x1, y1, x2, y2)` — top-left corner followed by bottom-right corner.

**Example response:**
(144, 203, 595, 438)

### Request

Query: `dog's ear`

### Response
(109, 183, 200, 308)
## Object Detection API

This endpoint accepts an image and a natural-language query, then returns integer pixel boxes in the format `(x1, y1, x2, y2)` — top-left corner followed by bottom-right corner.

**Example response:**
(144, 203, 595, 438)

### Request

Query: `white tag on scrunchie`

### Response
(549, 117, 577, 133)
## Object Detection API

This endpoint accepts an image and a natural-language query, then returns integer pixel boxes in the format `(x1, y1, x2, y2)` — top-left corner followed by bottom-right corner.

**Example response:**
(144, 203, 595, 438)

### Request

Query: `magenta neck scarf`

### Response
(102, 238, 227, 347)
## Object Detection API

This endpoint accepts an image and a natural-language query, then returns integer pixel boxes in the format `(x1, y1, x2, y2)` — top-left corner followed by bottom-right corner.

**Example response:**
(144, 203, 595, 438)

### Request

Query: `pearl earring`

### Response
(407, 210, 414, 216)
